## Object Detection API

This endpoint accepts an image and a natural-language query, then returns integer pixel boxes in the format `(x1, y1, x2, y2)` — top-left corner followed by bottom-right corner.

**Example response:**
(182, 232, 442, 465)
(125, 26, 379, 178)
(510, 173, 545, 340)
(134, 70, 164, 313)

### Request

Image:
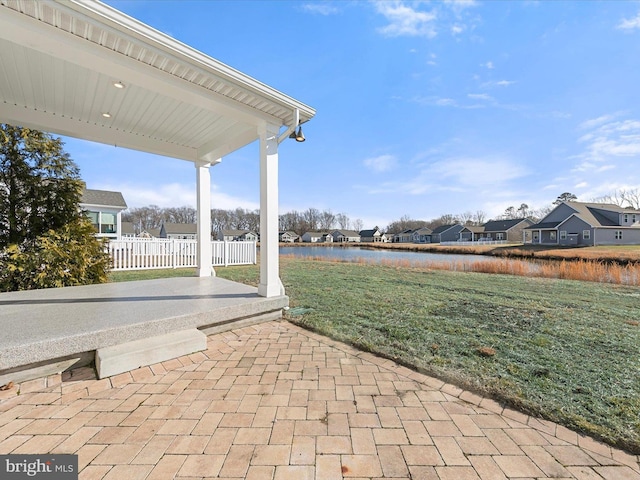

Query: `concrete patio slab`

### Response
(0, 320, 638, 479)
(0, 277, 287, 384)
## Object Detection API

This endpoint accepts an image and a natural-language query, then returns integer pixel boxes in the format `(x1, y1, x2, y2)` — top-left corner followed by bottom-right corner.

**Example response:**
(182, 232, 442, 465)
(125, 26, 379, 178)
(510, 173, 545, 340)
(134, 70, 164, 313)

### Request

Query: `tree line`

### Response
(123, 189, 640, 237)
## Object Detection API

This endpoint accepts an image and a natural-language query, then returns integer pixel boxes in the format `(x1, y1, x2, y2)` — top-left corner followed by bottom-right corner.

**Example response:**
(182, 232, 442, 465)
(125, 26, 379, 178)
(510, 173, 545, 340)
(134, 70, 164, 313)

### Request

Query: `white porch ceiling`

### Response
(0, 0, 315, 162)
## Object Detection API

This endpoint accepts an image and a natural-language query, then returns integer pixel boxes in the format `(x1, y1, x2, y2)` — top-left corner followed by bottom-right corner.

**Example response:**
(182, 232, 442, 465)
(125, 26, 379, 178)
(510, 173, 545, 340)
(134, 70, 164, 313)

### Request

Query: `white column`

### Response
(258, 124, 284, 297)
(195, 159, 217, 277)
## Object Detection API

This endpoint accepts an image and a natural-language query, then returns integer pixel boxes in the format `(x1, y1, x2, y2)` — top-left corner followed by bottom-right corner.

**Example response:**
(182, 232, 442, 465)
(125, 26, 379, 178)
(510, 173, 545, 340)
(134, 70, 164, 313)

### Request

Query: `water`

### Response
(279, 245, 500, 266)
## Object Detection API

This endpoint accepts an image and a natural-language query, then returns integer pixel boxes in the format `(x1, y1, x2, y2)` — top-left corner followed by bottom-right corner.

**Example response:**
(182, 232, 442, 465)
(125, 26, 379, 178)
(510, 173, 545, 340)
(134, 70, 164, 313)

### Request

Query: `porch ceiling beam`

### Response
(197, 128, 261, 163)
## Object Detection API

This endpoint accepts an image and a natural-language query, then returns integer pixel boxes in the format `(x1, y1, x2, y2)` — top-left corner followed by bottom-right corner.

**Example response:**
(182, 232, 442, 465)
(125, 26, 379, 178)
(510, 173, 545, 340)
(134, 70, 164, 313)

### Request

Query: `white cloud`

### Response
(482, 61, 494, 69)
(96, 182, 259, 210)
(363, 154, 398, 173)
(374, 1, 437, 38)
(451, 24, 465, 35)
(575, 181, 588, 189)
(579, 113, 617, 130)
(467, 93, 493, 101)
(425, 157, 529, 187)
(300, 3, 340, 15)
(481, 79, 515, 89)
(578, 118, 640, 161)
(617, 12, 640, 31)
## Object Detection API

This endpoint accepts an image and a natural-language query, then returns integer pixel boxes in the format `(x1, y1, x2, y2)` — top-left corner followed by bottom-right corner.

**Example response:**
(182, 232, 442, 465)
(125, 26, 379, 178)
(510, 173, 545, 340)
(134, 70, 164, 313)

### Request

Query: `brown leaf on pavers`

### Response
(0, 381, 14, 391)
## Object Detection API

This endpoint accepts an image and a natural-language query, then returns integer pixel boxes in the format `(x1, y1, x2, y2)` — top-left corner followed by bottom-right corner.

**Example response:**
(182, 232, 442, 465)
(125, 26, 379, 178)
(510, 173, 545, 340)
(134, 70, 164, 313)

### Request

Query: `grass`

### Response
(109, 268, 196, 282)
(213, 257, 640, 454)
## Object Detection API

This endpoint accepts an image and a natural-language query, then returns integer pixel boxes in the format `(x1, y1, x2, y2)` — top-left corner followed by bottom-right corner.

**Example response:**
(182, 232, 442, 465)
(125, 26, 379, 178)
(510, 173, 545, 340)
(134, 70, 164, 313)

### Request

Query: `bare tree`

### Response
(458, 211, 474, 225)
(319, 210, 336, 230)
(473, 210, 487, 225)
(621, 189, 640, 209)
(385, 215, 429, 234)
(351, 218, 364, 232)
(336, 213, 350, 229)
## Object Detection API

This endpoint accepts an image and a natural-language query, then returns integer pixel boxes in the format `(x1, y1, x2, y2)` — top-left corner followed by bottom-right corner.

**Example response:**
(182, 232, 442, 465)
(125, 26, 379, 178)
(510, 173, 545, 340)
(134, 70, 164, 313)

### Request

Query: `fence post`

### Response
(172, 239, 177, 269)
(224, 240, 229, 267)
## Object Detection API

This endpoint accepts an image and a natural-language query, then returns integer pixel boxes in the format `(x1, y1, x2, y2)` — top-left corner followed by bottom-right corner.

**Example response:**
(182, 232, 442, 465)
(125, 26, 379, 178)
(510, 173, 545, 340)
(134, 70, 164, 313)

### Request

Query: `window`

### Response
(624, 214, 629, 223)
(559, 231, 567, 240)
(100, 213, 116, 234)
(496, 233, 504, 240)
(86, 211, 117, 234)
(86, 211, 99, 232)
(615, 230, 623, 240)
(550, 231, 557, 241)
(583, 230, 590, 240)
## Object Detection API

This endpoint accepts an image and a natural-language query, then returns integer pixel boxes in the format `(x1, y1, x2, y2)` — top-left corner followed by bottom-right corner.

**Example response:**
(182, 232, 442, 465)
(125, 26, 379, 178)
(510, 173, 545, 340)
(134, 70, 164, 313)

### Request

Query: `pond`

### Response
(279, 245, 501, 266)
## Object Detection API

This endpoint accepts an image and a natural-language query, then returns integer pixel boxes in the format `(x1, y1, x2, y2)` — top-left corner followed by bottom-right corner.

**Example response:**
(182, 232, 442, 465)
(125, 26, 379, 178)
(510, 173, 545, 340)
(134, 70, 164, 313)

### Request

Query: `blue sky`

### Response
(67, 0, 640, 229)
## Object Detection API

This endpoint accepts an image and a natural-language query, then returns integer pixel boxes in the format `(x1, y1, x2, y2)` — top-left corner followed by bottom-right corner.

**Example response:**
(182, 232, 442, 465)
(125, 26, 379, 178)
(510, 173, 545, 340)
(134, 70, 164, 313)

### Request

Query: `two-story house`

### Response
(526, 201, 640, 246)
(81, 188, 127, 240)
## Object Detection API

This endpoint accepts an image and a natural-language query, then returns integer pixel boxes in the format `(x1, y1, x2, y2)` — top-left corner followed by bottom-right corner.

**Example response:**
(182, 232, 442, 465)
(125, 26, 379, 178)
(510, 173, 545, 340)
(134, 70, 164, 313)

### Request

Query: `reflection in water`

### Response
(279, 246, 499, 266)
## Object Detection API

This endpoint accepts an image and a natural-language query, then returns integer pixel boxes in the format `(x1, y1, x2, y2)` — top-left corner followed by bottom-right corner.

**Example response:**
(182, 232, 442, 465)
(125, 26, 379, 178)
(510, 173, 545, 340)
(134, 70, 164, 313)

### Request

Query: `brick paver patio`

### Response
(1, 320, 638, 479)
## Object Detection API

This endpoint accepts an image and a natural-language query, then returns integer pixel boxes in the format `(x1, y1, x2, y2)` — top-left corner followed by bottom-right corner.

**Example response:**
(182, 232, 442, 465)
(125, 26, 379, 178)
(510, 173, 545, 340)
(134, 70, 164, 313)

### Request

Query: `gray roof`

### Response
(483, 218, 529, 232)
(222, 229, 255, 236)
(431, 224, 461, 235)
(333, 230, 360, 237)
(526, 221, 561, 230)
(163, 223, 197, 234)
(81, 188, 127, 209)
(121, 221, 135, 235)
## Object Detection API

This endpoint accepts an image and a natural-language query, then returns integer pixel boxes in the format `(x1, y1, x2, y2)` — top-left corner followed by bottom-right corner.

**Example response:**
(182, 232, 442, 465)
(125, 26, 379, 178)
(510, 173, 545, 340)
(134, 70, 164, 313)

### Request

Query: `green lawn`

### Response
(110, 259, 640, 453)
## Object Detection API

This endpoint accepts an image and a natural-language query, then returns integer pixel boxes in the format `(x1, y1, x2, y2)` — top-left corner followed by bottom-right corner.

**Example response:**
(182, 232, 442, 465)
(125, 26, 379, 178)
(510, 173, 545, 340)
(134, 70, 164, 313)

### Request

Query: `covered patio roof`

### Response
(0, 0, 315, 296)
(0, 0, 314, 162)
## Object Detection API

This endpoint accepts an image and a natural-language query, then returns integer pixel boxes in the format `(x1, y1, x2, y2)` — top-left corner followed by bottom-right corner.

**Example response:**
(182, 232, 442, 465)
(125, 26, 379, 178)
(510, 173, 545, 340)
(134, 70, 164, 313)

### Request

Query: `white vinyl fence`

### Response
(108, 238, 257, 271)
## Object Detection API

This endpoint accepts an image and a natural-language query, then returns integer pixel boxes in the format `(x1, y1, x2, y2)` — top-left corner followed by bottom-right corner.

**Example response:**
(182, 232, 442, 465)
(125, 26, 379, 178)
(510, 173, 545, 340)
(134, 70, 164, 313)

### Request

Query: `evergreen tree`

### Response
(0, 125, 84, 247)
(0, 124, 110, 291)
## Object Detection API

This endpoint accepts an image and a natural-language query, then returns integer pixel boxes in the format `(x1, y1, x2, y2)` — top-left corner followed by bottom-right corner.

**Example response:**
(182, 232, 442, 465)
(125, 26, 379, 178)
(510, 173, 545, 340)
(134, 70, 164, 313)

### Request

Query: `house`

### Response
(279, 231, 299, 243)
(359, 227, 387, 243)
(160, 222, 197, 240)
(412, 227, 432, 244)
(391, 229, 416, 243)
(430, 224, 464, 243)
(482, 218, 533, 243)
(331, 230, 361, 243)
(81, 188, 127, 240)
(526, 201, 640, 247)
(301, 231, 333, 243)
(459, 225, 484, 241)
(218, 229, 258, 242)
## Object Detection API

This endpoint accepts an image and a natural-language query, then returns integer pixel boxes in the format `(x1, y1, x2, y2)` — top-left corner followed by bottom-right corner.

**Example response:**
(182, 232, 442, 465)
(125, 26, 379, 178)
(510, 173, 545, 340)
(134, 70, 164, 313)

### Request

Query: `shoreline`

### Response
(278, 242, 640, 264)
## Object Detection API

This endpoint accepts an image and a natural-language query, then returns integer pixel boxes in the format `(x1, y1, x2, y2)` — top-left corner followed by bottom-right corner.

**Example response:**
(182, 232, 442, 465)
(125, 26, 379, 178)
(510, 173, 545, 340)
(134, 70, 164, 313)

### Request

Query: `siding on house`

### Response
(527, 201, 640, 246)
(431, 224, 464, 243)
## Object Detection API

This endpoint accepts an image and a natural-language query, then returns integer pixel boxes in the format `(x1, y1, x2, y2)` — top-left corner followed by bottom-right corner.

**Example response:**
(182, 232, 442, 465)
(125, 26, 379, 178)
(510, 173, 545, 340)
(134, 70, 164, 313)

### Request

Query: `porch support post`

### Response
(258, 123, 284, 297)
(195, 159, 217, 277)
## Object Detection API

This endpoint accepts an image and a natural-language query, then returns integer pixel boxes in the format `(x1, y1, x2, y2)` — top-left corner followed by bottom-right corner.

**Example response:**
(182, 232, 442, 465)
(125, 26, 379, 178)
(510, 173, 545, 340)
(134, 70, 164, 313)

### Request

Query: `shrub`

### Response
(0, 217, 111, 291)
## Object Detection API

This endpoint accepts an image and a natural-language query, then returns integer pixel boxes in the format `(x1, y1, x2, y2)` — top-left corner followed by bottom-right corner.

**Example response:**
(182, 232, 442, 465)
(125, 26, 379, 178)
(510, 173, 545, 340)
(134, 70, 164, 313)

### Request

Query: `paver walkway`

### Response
(1, 320, 638, 480)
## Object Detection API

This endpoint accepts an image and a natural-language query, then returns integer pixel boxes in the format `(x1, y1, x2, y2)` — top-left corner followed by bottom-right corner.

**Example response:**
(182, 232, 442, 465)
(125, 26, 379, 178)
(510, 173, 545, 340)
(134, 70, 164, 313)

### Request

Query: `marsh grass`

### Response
(280, 253, 640, 286)
(217, 258, 640, 454)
